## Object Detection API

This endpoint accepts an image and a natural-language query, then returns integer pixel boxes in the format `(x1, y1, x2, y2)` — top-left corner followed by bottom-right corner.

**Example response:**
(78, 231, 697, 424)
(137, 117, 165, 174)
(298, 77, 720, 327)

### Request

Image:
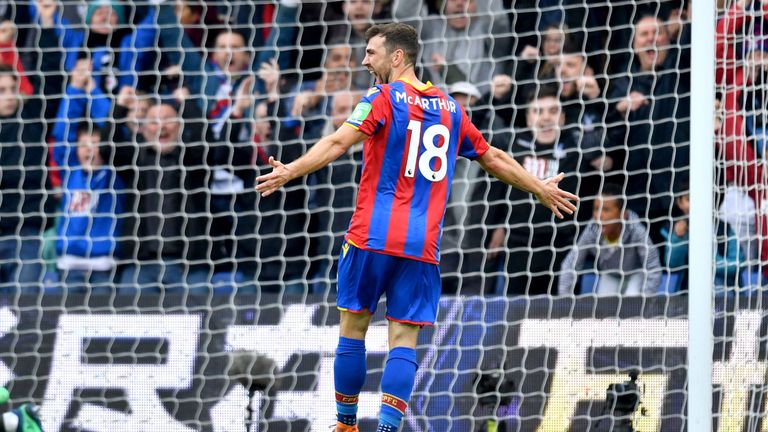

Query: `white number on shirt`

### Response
(404, 120, 450, 182)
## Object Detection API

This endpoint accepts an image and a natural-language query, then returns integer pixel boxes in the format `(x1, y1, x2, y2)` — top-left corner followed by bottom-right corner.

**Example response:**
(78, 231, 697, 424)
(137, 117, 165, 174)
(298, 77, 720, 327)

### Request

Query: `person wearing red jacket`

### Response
(715, 0, 768, 277)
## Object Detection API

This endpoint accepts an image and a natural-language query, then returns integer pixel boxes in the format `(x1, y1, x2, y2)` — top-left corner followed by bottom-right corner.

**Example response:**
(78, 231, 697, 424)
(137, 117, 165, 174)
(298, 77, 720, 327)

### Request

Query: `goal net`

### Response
(0, 0, 750, 430)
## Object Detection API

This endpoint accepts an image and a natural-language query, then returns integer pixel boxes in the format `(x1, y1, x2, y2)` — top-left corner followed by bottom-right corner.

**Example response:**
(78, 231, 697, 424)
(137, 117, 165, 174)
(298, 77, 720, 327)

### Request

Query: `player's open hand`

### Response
(536, 172, 579, 219)
(255, 157, 294, 197)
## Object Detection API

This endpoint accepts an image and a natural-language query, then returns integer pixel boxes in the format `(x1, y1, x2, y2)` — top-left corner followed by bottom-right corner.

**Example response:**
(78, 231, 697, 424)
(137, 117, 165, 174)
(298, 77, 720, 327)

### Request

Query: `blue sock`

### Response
(334, 336, 367, 425)
(378, 347, 418, 430)
(376, 423, 397, 432)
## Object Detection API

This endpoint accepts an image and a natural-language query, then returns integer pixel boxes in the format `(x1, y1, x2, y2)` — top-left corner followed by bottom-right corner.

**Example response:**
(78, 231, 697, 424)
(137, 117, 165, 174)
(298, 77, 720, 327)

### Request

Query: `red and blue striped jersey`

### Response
(343, 79, 489, 264)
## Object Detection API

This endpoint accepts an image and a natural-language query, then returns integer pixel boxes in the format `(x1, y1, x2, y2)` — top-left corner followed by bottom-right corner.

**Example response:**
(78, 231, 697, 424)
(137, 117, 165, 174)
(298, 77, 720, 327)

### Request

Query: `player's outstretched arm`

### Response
(477, 146, 578, 219)
(256, 125, 368, 197)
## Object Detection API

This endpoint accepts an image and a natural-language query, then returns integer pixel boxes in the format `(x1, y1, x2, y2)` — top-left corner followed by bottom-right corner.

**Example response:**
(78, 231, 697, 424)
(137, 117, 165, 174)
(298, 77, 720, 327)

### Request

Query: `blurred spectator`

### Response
(483, 86, 578, 295)
(502, 24, 575, 128)
(201, 34, 282, 286)
(0, 65, 47, 288)
(206, 79, 280, 288)
(449, 81, 481, 110)
(297, 0, 388, 86)
(51, 57, 111, 145)
(112, 98, 211, 292)
(665, 0, 691, 45)
(204, 30, 254, 117)
(158, 0, 298, 99)
(27, 0, 158, 100)
(113, 87, 152, 139)
(557, 44, 624, 221)
(605, 2, 687, 76)
(329, 0, 378, 89)
(0, 20, 33, 95)
(175, 0, 218, 48)
(155, 0, 216, 98)
(715, 0, 768, 276)
(536, 0, 606, 62)
(289, 43, 355, 140)
(558, 183, 662, 296)
(712, 95, 762, 268)
(218, 0, 299, 74)
(663, 180, 745, 291)
(308, 90, 361, 292)
(440, 81, 488, 293)
(395, 0, 510, 92)
(608, 13, 690, 239)
(718, 183, 758, 266)
(54, 123, 124, 294)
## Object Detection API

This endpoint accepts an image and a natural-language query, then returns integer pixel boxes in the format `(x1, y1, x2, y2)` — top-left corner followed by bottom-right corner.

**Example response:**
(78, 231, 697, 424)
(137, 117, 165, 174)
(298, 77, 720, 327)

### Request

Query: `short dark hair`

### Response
(599, 182, 625, 210)
(633, 12, 662, 26)
(0, 64, 16, 81)
(561, 39, 585, 57)
(365, 23, 419, 66)
(674, 177, 689, 197)
(526, 84, 560, 105)
(76, 122, 107, 140)
(77, 122, 114, 161)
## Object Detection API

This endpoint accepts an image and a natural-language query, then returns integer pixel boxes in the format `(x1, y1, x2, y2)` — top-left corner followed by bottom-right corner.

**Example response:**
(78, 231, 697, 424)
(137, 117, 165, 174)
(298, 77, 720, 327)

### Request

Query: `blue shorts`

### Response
(336, 241, 441, 325)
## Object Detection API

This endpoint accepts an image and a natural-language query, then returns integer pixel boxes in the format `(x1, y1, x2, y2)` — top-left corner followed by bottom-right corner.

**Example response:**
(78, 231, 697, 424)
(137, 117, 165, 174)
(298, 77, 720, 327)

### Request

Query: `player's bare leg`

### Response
(387, 320, 419, 349)
(334, 311, 372, 431)
(339, 310, 372, 339)
(377, 321, 420, 432)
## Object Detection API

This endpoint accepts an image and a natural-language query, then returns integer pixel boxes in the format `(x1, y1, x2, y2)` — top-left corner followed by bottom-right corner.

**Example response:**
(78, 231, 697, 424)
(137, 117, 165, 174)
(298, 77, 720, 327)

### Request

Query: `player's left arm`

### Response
(477, 146, 578, 219)
(255, 124, 368, 197)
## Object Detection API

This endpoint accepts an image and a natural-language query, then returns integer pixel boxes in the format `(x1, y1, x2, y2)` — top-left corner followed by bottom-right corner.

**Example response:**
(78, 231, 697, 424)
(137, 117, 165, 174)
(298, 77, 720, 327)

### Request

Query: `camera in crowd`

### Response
(473, 368, 516, 432)
(593, 370, 643, 432)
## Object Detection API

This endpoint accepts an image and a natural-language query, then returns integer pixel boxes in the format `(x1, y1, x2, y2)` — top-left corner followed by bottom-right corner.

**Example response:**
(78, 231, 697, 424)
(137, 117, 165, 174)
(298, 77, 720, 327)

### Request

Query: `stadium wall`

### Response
(0, 293, 759, 431)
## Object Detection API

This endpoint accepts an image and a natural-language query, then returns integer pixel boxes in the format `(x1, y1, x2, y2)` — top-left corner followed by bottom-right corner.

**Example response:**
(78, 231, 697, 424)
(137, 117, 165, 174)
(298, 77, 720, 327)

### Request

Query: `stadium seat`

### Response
(739, 269, 763, 291)
(658, 272, 683, 294)
(579, 273, 599, 295)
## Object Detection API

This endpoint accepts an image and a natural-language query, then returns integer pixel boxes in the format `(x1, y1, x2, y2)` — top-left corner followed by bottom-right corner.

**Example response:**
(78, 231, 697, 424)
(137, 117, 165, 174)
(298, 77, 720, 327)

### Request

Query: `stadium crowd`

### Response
(0, 0, 758, 296)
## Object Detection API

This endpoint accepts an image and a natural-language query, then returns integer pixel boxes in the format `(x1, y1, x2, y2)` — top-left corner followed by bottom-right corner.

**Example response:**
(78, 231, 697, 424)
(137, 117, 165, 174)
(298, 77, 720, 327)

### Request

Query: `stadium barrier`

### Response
(0, 291, 759, 431)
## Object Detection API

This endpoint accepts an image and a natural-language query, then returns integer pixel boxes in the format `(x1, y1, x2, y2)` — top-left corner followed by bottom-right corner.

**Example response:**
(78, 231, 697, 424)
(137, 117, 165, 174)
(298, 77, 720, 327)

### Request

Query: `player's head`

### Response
(363, 23, 419, 85)
(594, 183, 626, 238)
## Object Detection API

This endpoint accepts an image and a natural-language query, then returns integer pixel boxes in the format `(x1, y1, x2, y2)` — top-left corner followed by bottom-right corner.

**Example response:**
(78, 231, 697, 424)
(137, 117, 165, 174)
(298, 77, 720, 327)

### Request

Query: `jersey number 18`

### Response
(404, 120, 450, 182)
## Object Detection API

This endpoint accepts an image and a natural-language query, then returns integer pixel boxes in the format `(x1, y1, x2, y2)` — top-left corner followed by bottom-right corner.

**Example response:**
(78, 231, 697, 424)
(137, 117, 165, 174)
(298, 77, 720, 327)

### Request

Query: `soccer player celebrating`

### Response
(256, 22, 577, 432)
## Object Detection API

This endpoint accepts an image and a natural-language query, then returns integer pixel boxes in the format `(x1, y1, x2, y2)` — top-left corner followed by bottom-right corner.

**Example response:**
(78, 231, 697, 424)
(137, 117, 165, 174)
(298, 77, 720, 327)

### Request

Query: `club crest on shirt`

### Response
(69, 190, 97, 215)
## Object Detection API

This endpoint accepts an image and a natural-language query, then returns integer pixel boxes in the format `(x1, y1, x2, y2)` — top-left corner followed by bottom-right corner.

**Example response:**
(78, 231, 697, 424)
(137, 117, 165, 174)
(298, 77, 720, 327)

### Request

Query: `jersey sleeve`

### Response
(344, 86, 389, 136)
(457, 108, 490, 160)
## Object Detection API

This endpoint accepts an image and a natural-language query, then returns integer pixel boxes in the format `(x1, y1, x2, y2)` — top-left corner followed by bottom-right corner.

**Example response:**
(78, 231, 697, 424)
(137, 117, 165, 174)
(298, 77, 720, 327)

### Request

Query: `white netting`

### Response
(0, 0, 754, 430)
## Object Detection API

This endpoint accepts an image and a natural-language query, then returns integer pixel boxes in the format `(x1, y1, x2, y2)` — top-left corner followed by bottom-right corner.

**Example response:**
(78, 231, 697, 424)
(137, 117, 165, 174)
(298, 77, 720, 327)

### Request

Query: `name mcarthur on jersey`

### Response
(394, 90, 458, 113)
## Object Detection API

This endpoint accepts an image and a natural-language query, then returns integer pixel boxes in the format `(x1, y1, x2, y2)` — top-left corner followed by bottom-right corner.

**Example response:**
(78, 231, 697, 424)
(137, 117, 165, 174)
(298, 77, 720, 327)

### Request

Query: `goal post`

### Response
(0, 0, 753, 430)
(689, 0, 716, 430)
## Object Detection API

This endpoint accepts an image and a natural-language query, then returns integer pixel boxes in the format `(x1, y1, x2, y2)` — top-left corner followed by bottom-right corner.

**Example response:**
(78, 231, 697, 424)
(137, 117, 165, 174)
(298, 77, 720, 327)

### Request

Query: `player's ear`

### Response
(392, 48, 404, 66)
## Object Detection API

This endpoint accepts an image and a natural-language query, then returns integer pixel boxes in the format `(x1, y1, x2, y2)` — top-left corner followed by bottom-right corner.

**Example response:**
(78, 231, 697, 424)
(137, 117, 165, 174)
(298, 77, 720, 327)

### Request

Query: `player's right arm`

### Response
(255, 124, 368, 197)
(477, 146, 578, 219)
(258, 86, 388, 197)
